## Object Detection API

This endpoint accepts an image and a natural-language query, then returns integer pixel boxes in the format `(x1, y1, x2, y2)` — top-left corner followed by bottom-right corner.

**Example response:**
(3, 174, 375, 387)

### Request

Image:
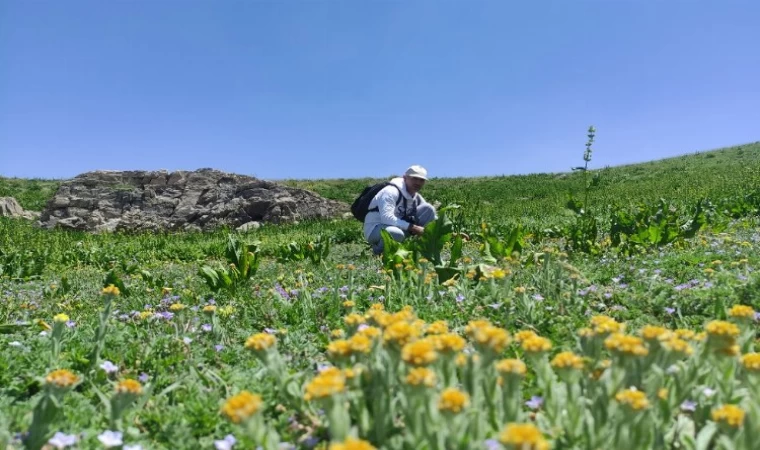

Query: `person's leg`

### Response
(416, 202, 437, 227)
(367, 224, 407, 254)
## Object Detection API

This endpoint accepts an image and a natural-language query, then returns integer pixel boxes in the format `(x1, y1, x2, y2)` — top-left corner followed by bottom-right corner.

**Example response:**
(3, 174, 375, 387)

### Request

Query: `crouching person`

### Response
(363, 165, 437, 255)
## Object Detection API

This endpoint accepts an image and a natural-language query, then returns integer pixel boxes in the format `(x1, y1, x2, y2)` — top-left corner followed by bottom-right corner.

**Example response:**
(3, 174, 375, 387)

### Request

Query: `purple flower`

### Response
(48, 432, 78, 448)
(65, 320, 76, 328)
(214, 434, 237, 450)
(665, 307, 676, 315)
(455, 294, 465, 303)
(214, 344, 224, 352)
(100, 361, 118, 374)
(525, 396, 543, 410)
(532, 294, 544, 301)
(680, 400, 697, 412)
(484, 439, 501, 450)
(264, 328, 277, 334)
(201, 324, 212, 332)
(98, 430, 123, 448)
(339, 286, 349, 293)
(138, 373, 149, 383)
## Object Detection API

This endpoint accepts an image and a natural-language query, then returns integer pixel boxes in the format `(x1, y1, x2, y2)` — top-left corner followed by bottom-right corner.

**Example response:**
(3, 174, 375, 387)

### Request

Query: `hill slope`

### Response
(2, 142, 759, 227)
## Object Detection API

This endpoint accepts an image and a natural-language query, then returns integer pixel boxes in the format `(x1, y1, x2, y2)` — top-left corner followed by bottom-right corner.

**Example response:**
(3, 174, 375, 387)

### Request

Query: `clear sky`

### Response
(1, 0, 758, 181)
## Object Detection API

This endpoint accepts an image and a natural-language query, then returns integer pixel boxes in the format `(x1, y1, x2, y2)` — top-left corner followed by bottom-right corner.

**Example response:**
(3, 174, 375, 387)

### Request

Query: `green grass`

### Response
(1, 141, 759, 449)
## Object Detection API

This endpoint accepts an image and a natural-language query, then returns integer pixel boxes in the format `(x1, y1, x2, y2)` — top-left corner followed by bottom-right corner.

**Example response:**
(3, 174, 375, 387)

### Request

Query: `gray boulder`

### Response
(0, 197, 40, 220)
(38, 169, 349, 232)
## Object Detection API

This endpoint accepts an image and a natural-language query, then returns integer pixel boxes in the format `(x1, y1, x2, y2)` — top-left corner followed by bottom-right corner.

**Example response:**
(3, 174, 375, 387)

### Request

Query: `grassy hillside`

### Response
(4, 142, 758, 229)
(1, 141, 760, 449)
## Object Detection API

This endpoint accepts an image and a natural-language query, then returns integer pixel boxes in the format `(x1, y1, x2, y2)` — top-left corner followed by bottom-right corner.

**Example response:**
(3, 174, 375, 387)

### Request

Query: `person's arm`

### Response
(375, 186, 411, 230)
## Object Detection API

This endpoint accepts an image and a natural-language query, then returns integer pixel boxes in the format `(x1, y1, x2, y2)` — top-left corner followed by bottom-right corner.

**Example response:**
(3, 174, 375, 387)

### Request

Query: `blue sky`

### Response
(1, 0, 758, 181)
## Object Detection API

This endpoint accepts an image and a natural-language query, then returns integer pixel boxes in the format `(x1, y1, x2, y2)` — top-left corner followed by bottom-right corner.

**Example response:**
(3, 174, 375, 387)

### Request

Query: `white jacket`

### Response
(363, 177, 426, 239)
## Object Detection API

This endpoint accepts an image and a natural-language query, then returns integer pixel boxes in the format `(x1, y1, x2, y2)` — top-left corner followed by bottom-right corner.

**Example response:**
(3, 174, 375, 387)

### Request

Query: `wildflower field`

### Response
(2, 142, 760, 450)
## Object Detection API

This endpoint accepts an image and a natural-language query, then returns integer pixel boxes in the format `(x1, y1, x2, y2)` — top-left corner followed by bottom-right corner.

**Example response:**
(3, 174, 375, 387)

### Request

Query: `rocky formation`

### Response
(0, 197, 41, 220)
(38, 169, 349, 232)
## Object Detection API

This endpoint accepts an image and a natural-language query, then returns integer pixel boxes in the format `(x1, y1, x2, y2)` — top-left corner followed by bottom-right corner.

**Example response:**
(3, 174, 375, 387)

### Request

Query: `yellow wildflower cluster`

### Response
(344, 313, 365, 327)
(304, 367, 346, 401)
(438, 387, 469, 413)
(53, 313, 70, 323)
(405, 367, 437, 387)
(115, 379, 143, 395)
(711, 404, 745, 428)
(639, 325, 672, 341)
(383, 321, 423, 348)
(425, 320, 449, 335)
(521, 336, 552, 354)
(741, 353, 760, 372)
(496, 359, 527, 376)
(589, 315, 625, 336)
(202, 305, 217, 314)
(728, 304, 755, 320)
(498, 423, 549, 450)
(705, 320, 740, 354)
(45, 369, 80, 388)
(221, 390, 263, 423)
(169, 303, 186, 312)
(465, 320, 511, 354)
(245, 333, 276, 352)
(550, 351, 584, 370)
(101, 284, 120, 296)
(328, 437, 377, 450)
(660, 337, 694, 357)
(513, 330, 538, 343)
(604, 333, 648, 357)
(401, 339, 438, 366)
(615, 388, 649, 410)
(429, 333, 467, 354)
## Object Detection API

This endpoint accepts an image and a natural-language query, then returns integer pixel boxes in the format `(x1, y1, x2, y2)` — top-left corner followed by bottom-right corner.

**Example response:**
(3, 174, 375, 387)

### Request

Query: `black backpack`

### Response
(350, 182, 403, 222)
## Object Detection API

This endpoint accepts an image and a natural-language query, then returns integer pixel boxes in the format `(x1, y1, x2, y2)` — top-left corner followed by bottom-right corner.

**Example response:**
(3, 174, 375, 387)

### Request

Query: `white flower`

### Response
(214, 434, 237, 450)
(48, 432, 78, 448)
(9, 341, 22, 347)
(702, 388, 717, 398)
(183, 337, 193, 345)
(100, 361, 118, 374)
(98, 430, 123, 448)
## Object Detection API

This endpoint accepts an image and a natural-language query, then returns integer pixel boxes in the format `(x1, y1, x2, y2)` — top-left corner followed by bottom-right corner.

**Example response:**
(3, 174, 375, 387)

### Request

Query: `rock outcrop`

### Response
(0, 197, 40, 220)
(38, 169, 349, 232)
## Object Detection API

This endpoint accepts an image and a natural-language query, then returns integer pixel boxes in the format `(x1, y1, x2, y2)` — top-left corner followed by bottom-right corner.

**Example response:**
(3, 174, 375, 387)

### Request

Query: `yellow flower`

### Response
(245, 333, 276, 351)
(402, 339, 438, 366)
(705, 320, 740, 349)
(137, 311, 153, 320)
(661, 337, 693, 357)
(405, 367, 437, 387)
(616, 388, 649, 410)
(102, 284, 120, 296)
(438, 387, 469, 413)
(640, 325, 672, 341)
(348, 334, 373, 354)
(550, 351, 584, 370)
(304, 368, 346, 401)
(498, 423, 549, 450)
(344, 313, 366, 327)
(53, 313, 70, 323)
(578, 327, 595, 338)
(115, 379, 143, 395)
(331, 329, 346, 339)
(492, 268, 507, 279)
(221, 391, 263, 423)
(383, 321, 422, 347)
(328, 437, 377, 450)
(728, 305, 755, 320)
(658, 388, 668, 400)
(521, 336, 552, 354)
(426, 320, 449, 335)
(471, 325, 512, 354)
(514, 330, 538, 343)
(604, 333, 648, 357)
(356, 326, 381, 340)
(430, 333, 467, 354)
(161, 287, 173, 296)
(590, 315, 625, 335)
(674, 329, 697, 340)
(742, 353, 760, 371)
(495, 359, 527, 376)
(514, 286, 526, 294)
(202, 305, 217, 314)
(342, 300, 355, 308)
(464, 319, 493, 336)
(169, 303, 186, 312)
(45, 369, 80, 388)
(327, 340, 352, 358)
(711, 405, 745, 428)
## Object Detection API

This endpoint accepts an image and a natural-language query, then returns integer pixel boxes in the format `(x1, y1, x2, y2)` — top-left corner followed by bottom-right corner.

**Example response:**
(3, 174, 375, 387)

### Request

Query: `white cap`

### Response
(404, 165, 428, 180)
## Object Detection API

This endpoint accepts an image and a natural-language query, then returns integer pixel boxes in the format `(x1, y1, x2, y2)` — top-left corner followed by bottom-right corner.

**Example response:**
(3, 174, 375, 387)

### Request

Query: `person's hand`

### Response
(408, 224, 425, 236)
